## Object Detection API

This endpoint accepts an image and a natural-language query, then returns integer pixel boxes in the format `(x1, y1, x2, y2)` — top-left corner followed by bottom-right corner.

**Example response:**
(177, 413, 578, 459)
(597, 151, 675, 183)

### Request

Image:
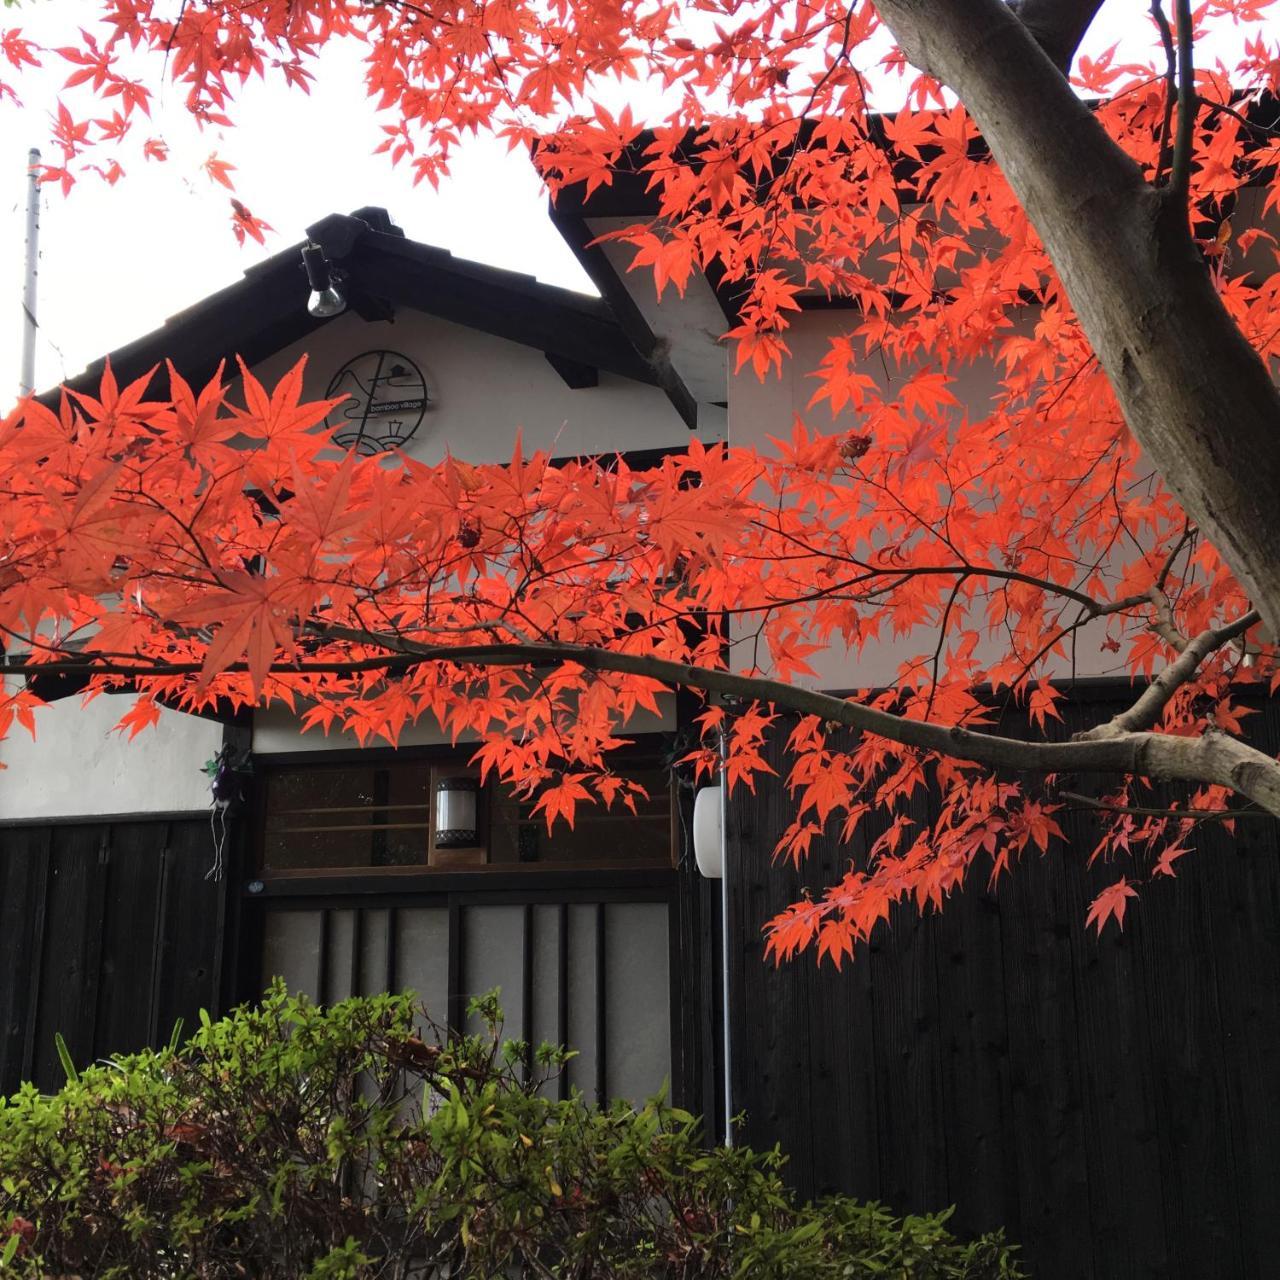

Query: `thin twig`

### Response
(1058, 789, 1271, 823)
(1150, 0, 1177, 186)
(1201, 96, 1280, 139)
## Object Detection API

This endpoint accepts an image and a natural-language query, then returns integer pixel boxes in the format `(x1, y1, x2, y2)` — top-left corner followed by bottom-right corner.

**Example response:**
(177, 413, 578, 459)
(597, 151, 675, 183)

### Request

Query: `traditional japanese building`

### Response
(4, 183, 1280, 1280)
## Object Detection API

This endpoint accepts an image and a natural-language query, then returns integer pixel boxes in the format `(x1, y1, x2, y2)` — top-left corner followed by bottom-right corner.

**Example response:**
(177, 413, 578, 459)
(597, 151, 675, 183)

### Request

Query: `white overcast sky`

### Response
(0, 0, 1253, 404)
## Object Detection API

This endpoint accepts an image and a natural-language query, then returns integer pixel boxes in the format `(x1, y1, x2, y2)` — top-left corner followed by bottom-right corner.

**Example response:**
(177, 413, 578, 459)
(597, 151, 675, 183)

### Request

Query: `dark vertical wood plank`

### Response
(349, 908, 364, 998)
(18, 826, 52, 1084)
(867, 900, 948, 1216)
(803, 812, 879, 1201)
(145, 826, 172, 1047)
(209, 816, 235, 1018)
(31, 824, 101, 1088)
(932, 880, 1020, 1239)
(96, 821, 165, 1061)
(227, 734, 268, 1011)
(670, 767, 708, 1117)
(228, 883, 267, 1010)
(725, 756, 816, 1193)
(0, 828, 41, 1092)
(1130, 832, 1241, 1280)
(1062, 837, 1168, 1280)
(150, 820, 225, 1043)
(1194, 762, 1280, 1277)
(670, 787, 691, 1108)
(317, 909, 332, 1005)
(700, 875, 723, 1141)
(997, 834, 1094, 1279)
(212, 720, 251, 1016)
(78, 829, 112, 1061)
(385, 906, 399, 991)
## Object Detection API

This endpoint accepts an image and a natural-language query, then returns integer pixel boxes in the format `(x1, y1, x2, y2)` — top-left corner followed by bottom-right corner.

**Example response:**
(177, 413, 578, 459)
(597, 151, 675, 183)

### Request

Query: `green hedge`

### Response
(0, 984, 1025, 1278)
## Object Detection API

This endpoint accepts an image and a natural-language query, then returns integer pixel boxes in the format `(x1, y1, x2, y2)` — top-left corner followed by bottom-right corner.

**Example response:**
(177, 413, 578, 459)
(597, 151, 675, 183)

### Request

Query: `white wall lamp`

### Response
(692, 783, 723, 878)
(434, 775, 480, 848)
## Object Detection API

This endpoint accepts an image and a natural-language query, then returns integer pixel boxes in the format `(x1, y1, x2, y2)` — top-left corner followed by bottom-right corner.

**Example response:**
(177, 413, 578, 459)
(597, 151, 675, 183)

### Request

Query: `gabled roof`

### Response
(547, 159, 733, 412)
(61, 206, 698, 427)
(551, 91, 1280, 335)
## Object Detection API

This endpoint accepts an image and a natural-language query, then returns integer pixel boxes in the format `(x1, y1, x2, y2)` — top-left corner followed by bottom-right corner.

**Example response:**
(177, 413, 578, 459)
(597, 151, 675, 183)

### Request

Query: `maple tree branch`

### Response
(1167, 0, 1198, 206)
(1140, 527, 1198, 649)
(750, 519, 1152, 617)
(9, 622, 1280, 814)
(1151, 0, 1178, 186)
(1145, 585, 1187, 652)
(1, 654, 417, 678)
(1200, 97, 1280, 139)
(1057, 790, 1271, 823)
(1006, 0, 1106, 73)
(1155, 524, 1195, 594)
(1082, 609, 1260, 739)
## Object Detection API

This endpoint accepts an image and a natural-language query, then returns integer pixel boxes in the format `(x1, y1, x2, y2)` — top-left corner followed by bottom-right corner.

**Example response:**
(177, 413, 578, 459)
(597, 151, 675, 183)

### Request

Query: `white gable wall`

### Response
(246, 309, 706, 463)
(727, 308, 1120, 692)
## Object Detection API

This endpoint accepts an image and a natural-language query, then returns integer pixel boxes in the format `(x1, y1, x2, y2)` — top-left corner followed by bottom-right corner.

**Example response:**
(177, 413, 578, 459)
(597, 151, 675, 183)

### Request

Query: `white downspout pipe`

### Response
(692, 733, 734, 1146)
(719, 728, 732, 1147)
(19, 147, 41, 398)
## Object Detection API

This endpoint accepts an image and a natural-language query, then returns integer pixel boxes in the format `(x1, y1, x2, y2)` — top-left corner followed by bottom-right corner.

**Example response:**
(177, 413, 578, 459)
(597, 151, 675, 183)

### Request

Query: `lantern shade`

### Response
(693, 785, 723, 878)
(435, 775, 480, 848)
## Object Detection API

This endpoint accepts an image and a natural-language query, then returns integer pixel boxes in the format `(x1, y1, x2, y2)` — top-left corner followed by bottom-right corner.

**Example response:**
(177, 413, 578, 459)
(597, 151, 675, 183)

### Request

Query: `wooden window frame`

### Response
(250, 737, 678, 886)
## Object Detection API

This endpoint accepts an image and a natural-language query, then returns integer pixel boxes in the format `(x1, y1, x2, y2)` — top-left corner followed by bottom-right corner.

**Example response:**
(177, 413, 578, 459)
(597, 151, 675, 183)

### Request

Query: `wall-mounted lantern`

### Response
(434, 775, 480, 848)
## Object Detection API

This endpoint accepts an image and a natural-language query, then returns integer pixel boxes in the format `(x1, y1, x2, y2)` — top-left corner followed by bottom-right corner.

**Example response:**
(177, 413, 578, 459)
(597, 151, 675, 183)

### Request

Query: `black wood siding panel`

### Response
(726, 689, 1280, 1280)
(0, 827, 44, 1088)
(0, 817, 224, 1095)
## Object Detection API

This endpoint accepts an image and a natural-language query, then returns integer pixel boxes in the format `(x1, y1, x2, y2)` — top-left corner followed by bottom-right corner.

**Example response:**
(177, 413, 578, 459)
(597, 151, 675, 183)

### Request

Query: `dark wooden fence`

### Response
(0, 815, 227, 1095)
(726, 686, 1280, 1280)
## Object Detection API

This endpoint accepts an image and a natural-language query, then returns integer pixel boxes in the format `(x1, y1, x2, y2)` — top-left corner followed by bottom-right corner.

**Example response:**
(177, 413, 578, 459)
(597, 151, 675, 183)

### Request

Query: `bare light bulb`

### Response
(301, 242, 347, 319)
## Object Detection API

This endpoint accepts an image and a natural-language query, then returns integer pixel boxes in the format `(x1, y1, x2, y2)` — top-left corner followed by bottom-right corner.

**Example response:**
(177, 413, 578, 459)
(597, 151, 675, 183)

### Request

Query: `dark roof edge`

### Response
(48, 208, 694, 426)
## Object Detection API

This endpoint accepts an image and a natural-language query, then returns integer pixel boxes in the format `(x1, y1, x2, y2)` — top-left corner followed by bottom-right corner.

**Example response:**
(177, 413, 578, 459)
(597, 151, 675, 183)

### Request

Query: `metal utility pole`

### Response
(19, 146, 40, 397)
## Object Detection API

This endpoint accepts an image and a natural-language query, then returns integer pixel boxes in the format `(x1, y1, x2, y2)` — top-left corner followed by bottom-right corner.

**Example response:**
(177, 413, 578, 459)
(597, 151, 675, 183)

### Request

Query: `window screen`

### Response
(488, 764, 673, 867)
(261, 762, 431, 872)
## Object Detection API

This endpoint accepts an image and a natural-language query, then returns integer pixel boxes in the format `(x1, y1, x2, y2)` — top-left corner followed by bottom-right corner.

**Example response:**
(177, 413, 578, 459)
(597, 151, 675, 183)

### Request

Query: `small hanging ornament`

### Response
(201, 746, 251, 882)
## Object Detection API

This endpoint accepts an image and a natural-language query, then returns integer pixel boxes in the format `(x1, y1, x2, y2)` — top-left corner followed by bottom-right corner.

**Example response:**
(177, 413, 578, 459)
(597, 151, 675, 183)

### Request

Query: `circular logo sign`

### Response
(325, 350, 430, 454)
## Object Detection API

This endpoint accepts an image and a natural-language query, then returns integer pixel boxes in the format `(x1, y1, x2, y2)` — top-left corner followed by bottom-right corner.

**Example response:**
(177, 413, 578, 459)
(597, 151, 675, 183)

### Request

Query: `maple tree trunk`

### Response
(873, 0, 1280, 641)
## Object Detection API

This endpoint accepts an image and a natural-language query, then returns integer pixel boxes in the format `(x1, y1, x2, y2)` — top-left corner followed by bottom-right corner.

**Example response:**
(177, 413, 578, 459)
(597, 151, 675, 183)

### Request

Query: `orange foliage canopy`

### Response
(2, 0, 1280, 961)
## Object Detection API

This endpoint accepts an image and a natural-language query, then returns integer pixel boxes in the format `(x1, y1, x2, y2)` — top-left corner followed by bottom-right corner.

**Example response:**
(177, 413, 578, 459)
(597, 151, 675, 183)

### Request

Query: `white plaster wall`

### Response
(0, 683, 222, 821)
(728, 310, 1126, 691)
(245, 309, 709, 464)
